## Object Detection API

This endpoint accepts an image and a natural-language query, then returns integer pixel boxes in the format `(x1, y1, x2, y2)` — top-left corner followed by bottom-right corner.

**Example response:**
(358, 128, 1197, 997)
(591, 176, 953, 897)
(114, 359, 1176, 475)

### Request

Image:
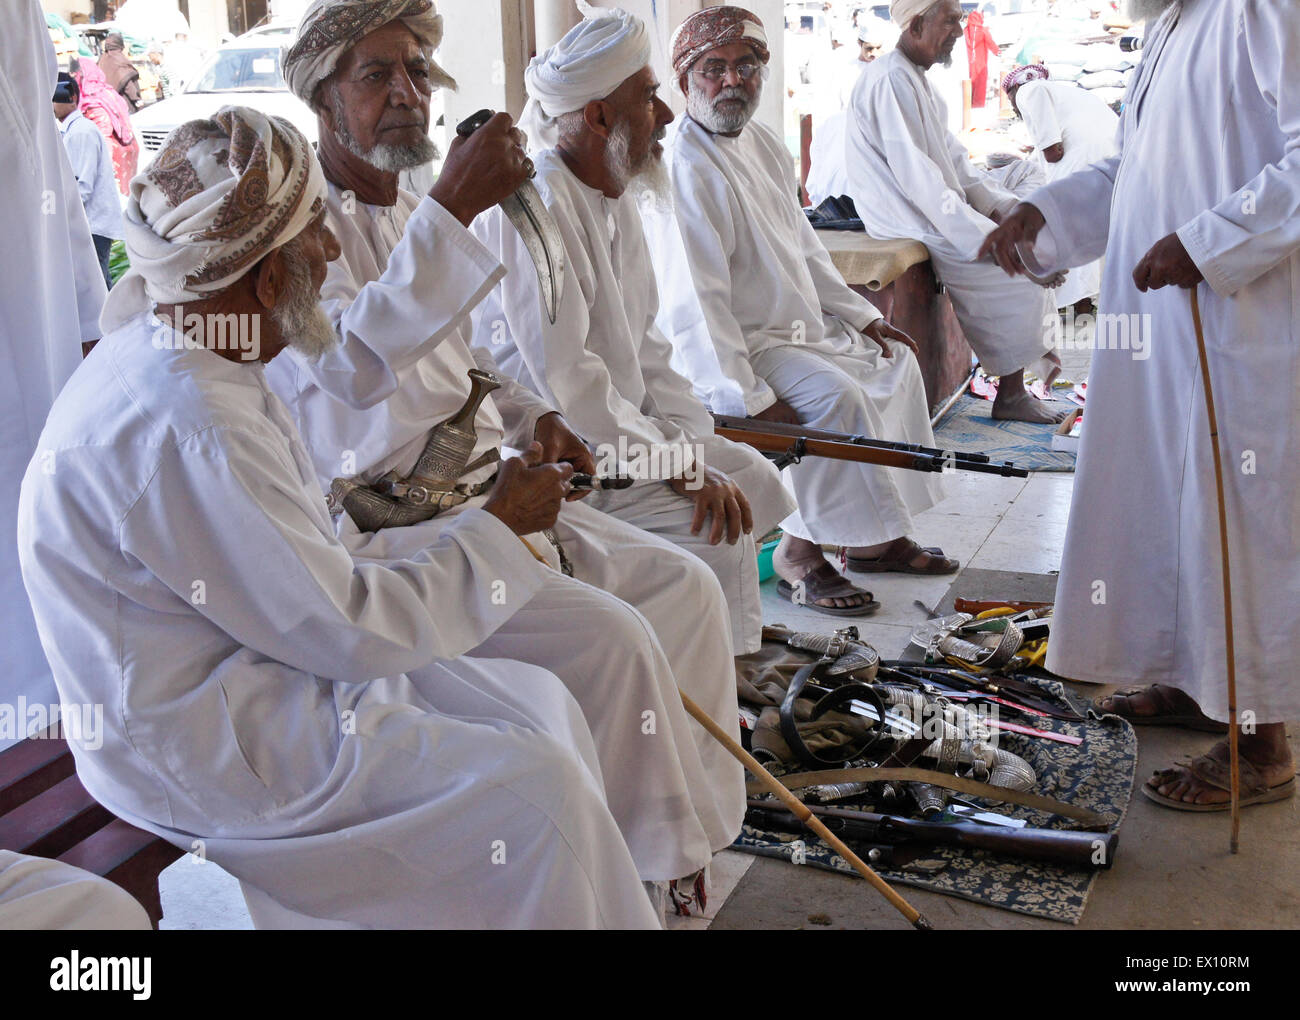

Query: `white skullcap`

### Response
(890, 0, 944, 28)
(520, 1, 652, 151)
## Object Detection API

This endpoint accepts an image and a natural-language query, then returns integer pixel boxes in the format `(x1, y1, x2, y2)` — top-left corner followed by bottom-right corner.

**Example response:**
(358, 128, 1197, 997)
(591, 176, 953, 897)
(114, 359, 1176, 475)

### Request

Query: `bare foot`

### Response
(991, 383, 1068, 424)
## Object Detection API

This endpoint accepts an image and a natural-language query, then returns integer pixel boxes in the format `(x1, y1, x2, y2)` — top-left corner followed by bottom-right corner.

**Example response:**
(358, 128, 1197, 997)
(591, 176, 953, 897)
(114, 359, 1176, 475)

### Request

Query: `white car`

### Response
(131, 33, 446, 193)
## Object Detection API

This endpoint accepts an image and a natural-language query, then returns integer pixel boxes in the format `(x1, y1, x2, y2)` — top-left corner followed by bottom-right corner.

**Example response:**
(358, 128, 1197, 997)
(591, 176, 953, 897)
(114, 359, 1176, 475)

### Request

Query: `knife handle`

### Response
(456, 108, 495, 139)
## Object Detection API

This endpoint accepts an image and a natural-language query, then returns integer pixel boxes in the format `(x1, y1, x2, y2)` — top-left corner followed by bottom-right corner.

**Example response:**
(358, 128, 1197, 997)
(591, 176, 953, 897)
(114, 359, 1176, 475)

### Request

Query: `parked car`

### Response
(131, 33, 445, 192)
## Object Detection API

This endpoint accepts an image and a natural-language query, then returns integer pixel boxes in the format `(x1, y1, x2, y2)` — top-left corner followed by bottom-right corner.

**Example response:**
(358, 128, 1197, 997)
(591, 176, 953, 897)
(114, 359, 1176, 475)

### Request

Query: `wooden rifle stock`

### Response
(713, 414, 1029, 478)
(746, 800, 1117, 870)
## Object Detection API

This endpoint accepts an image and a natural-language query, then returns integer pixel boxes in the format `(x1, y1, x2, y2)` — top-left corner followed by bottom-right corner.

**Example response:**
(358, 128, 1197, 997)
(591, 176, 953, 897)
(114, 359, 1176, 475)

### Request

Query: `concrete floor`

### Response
(712, 464, 1300, 930)
(156, 345, 1299, 929)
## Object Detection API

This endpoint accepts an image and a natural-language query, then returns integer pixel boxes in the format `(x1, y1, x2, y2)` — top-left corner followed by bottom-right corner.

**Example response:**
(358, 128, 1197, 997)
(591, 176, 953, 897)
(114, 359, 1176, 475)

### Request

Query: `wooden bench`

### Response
(0, 729, 183, 927)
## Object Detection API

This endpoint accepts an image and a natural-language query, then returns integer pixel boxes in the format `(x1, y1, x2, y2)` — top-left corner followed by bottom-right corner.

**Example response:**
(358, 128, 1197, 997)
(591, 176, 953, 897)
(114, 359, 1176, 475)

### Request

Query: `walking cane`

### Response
(678, 690, 934, 929)
(1189, 287, 1241, 852)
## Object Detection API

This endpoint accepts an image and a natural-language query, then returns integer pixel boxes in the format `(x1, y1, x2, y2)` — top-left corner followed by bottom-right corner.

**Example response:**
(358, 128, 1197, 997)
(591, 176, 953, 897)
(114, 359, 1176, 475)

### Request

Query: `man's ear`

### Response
(583, 99, 612, 140)
(252, 248, 286, 310)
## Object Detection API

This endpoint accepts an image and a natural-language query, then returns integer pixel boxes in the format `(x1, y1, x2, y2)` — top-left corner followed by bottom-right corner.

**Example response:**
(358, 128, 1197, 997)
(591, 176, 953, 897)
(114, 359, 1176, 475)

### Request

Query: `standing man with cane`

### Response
(981, 0, 1300, 825)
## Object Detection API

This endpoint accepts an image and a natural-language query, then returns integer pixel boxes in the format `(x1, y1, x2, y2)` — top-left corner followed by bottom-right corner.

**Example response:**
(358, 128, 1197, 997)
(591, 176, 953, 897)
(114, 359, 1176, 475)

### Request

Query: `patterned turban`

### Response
(889, 0, 944, 28)
(520, 2, 651, 152)
(101, 106, 326, 332)
(281, 0, 456, 109)
(1001, 63, 1050, 96)
(670, 6, 769, 79)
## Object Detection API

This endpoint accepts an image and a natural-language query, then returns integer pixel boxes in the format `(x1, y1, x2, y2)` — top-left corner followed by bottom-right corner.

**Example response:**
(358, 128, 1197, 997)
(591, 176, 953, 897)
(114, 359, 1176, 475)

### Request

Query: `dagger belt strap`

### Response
(330, 448, 501, 520)
(379, 448, 501, 509)
(746, 766, 1109, 826)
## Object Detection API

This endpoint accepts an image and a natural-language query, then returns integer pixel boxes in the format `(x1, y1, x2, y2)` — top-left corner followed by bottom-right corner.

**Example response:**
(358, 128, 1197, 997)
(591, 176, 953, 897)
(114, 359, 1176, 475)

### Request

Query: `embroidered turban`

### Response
(281, 0, 456, 109)
(101, 106, 326, 332)
(1001, 63, 1050, 96)
(670, 6, 769, 78)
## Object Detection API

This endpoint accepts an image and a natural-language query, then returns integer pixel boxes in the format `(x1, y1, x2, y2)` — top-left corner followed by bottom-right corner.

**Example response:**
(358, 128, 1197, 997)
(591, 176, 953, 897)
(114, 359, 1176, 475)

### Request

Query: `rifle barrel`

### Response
(715, 414, 992, 464)
(747, 801, 1116, 870)
(713, 416, 1028, 478)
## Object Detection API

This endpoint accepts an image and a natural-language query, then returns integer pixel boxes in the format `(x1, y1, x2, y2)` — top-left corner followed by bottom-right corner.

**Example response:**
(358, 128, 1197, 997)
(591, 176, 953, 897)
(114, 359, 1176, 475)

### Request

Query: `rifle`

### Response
(712, 414, 1028, 477)
(746, 799, 1117, 870)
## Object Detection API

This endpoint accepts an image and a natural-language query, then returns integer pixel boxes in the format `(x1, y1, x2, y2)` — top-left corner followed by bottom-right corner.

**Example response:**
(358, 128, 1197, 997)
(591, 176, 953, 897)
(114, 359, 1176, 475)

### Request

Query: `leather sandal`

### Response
(776, 561, 880, 617)
(1093, 684, 1229, 733)
(846, 536, 959, 575)
(1143, 750, 1296, 812)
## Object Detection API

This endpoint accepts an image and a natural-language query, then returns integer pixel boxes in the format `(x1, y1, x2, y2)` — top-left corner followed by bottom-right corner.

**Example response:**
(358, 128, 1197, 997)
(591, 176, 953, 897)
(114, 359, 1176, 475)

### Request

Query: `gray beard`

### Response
(1127, 0, 1178, 22)
(605, 118, 671, 210)
(685, 85, 757, 135)
(333, 108, 439, 173)
(274, 240, 337, 361)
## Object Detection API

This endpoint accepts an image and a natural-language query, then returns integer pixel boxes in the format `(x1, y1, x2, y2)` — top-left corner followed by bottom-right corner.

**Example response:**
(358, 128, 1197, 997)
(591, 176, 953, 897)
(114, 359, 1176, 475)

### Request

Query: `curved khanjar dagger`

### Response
(456, 109, 565, 324)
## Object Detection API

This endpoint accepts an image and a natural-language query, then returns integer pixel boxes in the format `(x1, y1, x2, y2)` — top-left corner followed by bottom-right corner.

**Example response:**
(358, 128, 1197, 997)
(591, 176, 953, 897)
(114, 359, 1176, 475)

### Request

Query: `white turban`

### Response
(890, 0, 943, 28)
(101, 106, 327, 332)
(520, 1, 652, 151)
(281, 0, 456, 109)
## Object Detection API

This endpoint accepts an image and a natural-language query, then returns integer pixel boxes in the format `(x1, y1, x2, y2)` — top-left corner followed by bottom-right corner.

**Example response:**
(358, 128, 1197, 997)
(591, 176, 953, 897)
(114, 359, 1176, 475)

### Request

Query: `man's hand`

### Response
(979, 201, 1047, 276)
(483, 442, 574, 536)
(669, 464, 754, 546)
(1132, 231, 1204, 292)
(750, 399, 801, 426)
(533, 412, 596, 499)
(429, 111, 530, 227)
(862, 319, 919, 358)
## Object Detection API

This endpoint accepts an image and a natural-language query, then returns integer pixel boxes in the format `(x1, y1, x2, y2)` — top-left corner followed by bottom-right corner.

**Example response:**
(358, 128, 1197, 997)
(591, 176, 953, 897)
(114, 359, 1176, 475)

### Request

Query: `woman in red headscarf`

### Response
(72, 58, 139, 195)
(964, 11, 1000, 108)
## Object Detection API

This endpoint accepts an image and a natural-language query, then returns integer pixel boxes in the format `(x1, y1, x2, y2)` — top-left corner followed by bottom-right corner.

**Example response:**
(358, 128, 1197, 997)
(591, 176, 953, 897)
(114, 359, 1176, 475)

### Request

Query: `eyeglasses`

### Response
(692, 60, 766, 83)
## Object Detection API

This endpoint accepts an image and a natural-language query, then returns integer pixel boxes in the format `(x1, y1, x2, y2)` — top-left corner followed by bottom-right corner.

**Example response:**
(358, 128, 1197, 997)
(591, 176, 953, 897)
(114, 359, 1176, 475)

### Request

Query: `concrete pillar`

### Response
(535, 0, 582, 51)
(439, 1, 533, 126)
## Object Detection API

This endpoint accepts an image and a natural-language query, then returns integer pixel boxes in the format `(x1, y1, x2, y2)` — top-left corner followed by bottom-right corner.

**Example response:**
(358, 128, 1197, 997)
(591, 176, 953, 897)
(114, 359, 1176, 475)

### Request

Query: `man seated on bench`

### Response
(645, 6, 956, 619)
(17, 107, 660, 929)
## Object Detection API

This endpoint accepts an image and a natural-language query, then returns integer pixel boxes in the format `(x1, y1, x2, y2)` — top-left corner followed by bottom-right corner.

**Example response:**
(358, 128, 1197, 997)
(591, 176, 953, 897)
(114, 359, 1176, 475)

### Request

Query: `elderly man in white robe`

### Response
(1002, 63, 1119, 311)
(982, 0, 1300, 811)
(272, 0, 746, 911)
(470, 5, 796, 655)
(645, 6, 954, 617)
(846, 0, 1064, 423)
(17, 107, 661, 929)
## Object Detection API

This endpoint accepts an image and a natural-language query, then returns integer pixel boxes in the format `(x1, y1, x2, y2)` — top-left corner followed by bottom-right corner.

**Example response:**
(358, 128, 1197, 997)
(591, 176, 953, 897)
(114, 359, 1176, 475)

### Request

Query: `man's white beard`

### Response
(1127, 0, 1177, 22)
(685, 84, 757, 135)
(606, 118, 672, 211)
(274, 240, 337, 361)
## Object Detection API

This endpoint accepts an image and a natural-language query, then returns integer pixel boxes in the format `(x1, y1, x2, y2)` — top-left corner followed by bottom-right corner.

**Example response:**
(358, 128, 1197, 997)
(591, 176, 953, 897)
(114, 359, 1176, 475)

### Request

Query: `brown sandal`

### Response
(1143, 749, 1296, 812)
(846, 537, 959, 575)
(776, 561, 880, 617)
(1093, 684, 1228, 733)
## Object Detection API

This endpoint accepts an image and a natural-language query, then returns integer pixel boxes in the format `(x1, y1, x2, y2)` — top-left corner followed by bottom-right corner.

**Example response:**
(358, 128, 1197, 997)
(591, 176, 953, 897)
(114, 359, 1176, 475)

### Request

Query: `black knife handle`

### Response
(456, 108, 495, 138)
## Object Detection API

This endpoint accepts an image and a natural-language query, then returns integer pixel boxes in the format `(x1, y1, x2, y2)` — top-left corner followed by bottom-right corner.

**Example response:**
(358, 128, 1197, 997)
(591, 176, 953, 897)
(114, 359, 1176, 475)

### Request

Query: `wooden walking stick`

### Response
(1190, 287, 1241, 852)
(678, 690, 934, 929)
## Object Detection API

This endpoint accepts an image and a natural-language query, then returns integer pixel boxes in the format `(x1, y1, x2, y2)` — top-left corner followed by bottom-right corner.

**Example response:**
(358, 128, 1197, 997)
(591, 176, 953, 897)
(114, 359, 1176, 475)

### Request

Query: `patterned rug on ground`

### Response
(733, 570, 1135, 925)
(933, 393, 1077, 473)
